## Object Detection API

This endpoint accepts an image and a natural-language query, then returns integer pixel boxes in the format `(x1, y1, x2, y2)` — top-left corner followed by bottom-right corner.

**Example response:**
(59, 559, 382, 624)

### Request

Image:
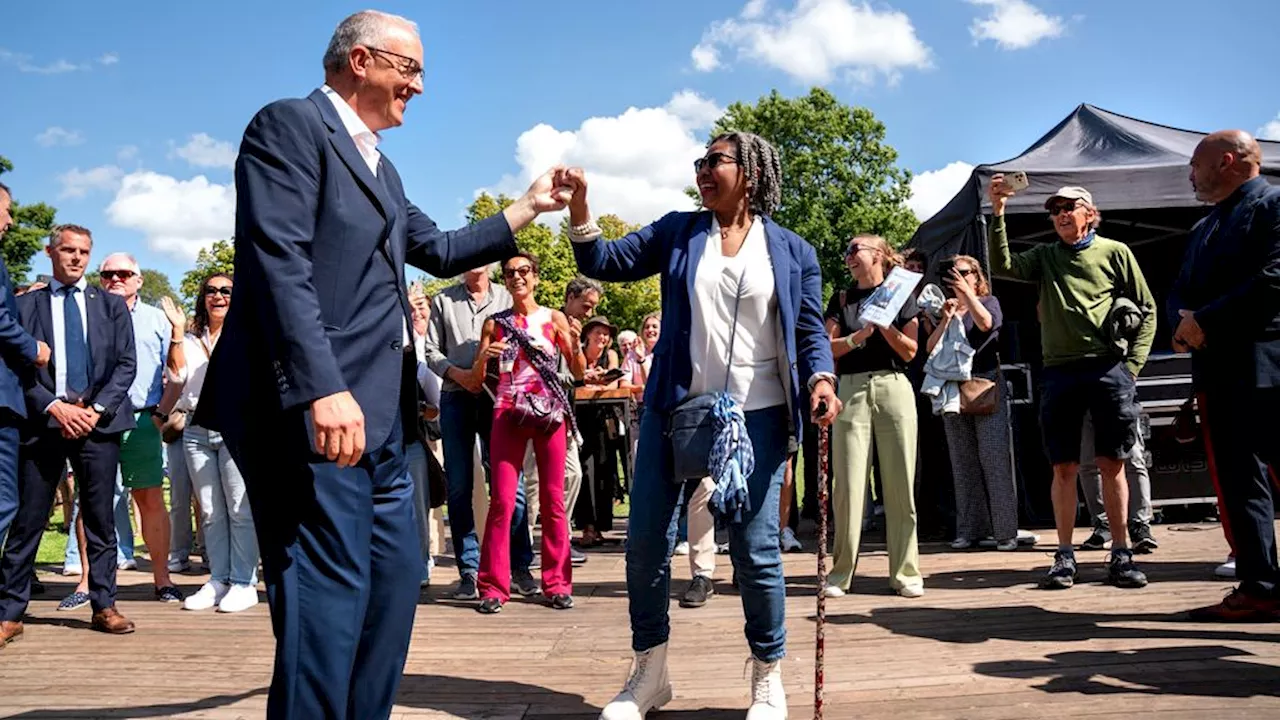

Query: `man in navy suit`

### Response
(0, 183, 51, 562)
(195, 10, 571, 719)
(1171, 129, 1280, 622)
(0, 223, 138, 646)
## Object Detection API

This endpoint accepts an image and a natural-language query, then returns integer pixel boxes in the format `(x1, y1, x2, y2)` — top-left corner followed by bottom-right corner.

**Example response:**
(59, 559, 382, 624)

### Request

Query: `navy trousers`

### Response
(233, 406, 421, 720)
(0, 420, 19, 546)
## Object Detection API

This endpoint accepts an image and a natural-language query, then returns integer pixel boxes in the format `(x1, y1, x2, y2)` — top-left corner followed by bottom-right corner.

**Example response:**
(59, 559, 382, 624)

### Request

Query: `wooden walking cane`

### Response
(814, 402, 831, 720)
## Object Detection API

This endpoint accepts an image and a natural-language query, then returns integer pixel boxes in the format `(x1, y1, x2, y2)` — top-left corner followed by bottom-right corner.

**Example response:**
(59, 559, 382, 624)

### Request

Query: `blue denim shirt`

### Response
(128, 300, 170, 410)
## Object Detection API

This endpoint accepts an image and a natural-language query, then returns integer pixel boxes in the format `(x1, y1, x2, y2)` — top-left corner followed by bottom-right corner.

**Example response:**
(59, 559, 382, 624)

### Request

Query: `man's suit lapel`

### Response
(308, 90, 394, 226)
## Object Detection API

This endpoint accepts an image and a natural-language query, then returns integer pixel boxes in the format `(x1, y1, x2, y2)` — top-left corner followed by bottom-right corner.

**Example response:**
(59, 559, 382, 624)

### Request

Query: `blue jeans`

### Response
(64, 466, 133, 570)
(440, 391, 531, 578)
(185, 425, 258, 586)
(166, 439, 195, 565)
(406, 441, 432, 582)
(629, 404, 789, 661)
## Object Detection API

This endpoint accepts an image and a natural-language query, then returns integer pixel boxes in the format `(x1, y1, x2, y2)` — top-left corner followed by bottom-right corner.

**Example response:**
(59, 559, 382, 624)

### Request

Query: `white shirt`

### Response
(48, 277, 90, 406)
(688, 218, 787, 411)
(319, 84, 413, 345)
(169, 331, 218, 414)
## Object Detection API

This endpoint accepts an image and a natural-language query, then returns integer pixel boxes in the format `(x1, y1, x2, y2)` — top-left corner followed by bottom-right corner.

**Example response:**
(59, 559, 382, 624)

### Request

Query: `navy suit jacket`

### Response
(0, 259, 39, 419)
(16, 285, 137, 436)
(1169, 176, 1280, 390)
(197, 89, 518, 451)
(572, 211, 834, 442)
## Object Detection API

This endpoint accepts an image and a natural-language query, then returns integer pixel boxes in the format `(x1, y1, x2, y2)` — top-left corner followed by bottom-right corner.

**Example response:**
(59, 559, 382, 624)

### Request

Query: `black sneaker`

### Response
(570, 546, 588, 566)
(155, 585, 185, 604)
(548, 593, 574, 610)
(1040, 551, 1078, 590)
(1108, 549, 1148, 588)
(452, 575, 479, 600)
(512, 569, 540, 598)
(477, 597, 503, 614)
(58, 591, 90, 611)
(1080, 526, 1111, 551)
(1130, 524, 1159, 554)
(679, 576, 715, 608)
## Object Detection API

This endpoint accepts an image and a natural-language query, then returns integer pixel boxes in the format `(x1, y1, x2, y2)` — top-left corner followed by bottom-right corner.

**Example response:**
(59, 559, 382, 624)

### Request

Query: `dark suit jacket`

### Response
(16, 285, 137, 436)
(1169, 176, 1280, 390)
(572, 211, 835, 443)
(197, 89, 518, 451)
(0, 259, 39, 419)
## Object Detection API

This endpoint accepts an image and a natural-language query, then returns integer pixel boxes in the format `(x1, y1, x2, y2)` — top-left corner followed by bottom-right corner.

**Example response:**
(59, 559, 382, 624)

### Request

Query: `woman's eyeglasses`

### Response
(204, 286, 233, 297)
(845, 244, 881, 258)
(694, 152, 739, 173)
(100, 270, 136, 281)
(953, 268, 976, 277)
(503, 265, 534, 280)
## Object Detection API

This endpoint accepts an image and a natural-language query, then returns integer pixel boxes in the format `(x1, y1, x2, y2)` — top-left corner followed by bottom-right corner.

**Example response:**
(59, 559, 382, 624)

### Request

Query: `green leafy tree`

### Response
(0, 155, 59, 285)
(710, 88, 919, 298)
(85, 268, 179, 306)
(462, 193, 576, 307)
(180, 239, 236, 306)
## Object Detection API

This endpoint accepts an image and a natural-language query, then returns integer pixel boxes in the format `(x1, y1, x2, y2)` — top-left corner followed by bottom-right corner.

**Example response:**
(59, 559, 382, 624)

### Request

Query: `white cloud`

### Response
(480, 91, 725, 228)
(58, 165, 124, 199)
(106, 171, 235, 261)
(116, 145, 140, 163)
(907, 161, 974, 222)
(968, 0, 1065, 50)
(1258, 113, 1280, 142)
(0, 49, 86, 74)
(691, 0, 932, 85)
(98, 52, 119, 66)
(35, 127, 85, 147)
(170, 133, 237, 169)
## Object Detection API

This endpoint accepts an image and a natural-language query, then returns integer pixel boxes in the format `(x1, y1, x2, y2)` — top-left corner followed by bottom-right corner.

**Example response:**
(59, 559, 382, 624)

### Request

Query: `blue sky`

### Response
(4, 0, 1279, 287)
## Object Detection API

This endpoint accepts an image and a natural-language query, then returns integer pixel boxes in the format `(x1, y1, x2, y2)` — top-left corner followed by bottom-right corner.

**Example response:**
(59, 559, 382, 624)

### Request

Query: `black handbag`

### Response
(666, 272, 746, 481)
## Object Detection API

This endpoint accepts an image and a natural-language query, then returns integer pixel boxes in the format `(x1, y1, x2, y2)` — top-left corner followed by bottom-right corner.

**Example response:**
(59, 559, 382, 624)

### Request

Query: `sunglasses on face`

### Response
(845, 244, 879, 258)
(204, 286, 233, 298)
(1048, 202, 1082, 216)
(503, 265, 534, 280)
(953, 268, 976, 278)
(100, 270, 136, 281)
(693, 151, 739, 173)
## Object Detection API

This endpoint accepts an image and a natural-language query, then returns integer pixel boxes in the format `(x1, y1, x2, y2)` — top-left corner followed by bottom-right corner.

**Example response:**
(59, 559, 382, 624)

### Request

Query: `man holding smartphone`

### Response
(987, 177, 1156, 590)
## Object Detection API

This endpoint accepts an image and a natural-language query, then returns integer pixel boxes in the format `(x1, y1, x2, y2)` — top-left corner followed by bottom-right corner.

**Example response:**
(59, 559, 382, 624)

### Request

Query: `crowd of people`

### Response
(0, 9, 1276, 720)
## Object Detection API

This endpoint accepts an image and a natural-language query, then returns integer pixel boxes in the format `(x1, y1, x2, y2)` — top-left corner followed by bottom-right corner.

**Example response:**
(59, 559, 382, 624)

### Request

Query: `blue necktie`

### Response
(62, 286, 89, 399)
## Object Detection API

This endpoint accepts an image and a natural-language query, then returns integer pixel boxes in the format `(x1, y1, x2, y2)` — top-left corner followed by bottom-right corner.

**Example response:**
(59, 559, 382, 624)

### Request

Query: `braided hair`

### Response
(709, 131, 783, 217)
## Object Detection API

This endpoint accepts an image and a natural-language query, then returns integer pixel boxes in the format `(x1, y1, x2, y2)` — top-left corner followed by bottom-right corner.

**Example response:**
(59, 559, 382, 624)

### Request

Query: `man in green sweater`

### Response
(987, 176, 1155, 590)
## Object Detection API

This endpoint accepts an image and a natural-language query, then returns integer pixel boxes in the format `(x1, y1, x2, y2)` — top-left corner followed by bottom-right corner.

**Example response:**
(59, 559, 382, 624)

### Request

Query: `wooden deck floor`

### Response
(2, 521, 1278, 720)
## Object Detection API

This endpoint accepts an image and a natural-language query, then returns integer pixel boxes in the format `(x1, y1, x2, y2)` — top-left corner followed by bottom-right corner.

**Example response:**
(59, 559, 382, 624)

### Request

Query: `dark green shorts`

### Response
(120, 411, 164, 490)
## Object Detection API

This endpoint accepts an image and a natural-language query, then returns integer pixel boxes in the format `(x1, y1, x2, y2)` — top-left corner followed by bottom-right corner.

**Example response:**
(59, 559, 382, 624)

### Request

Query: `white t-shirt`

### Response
(169, 331, 218, 414)
(688, 217, 787, 411)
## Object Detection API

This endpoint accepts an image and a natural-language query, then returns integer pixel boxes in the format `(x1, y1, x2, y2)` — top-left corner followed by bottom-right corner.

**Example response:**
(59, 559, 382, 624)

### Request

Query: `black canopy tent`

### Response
(905, 104, 1280, 524)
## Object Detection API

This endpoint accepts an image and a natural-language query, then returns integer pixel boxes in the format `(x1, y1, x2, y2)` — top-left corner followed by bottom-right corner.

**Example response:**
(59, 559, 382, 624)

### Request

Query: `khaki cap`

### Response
(1044, 186, 1093, 209)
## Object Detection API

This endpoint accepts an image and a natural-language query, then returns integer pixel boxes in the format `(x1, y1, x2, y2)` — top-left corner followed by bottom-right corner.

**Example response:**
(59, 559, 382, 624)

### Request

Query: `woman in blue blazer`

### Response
(563, 132, 839, 720)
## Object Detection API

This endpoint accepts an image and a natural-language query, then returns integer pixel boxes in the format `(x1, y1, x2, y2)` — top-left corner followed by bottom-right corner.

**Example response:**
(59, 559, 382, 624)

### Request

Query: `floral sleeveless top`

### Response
(493, 307, 557, 411)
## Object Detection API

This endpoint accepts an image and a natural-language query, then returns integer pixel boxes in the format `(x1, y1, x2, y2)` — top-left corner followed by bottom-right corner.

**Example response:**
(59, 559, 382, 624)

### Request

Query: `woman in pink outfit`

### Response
(470, 252, 585, 613)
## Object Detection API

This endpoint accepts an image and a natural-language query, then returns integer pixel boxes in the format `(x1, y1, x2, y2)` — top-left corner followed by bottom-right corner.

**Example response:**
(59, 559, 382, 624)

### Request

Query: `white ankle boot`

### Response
(599, 643, 673, 720)
(746, 656, 788, 719)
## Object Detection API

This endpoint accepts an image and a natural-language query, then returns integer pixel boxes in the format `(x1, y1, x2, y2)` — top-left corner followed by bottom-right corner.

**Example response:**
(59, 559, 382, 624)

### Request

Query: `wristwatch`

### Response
(91, 402, 107, 414)
(845, 335, 864, 349)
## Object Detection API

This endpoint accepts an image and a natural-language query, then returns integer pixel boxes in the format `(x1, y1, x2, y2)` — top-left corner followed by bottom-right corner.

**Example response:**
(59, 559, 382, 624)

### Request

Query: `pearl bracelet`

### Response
(569, 219, 603, 241)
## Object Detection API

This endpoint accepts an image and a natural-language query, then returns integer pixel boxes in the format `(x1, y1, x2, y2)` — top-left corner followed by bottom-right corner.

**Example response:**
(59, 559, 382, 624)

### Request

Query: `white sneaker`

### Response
(1215, 557, 1236, 579)
(62, 564, 82, 576)
(950, 537, 974, 550)
(183, 580, 230, 611)
(167, 557, 191, 573)
(746, 656, 787, 719)
(599, 643, 673, 720)
(218, 584, 260, 613)
(673, 541, 690, 556)
(897, 584, 925, 598)
(780, 528, 802, 553)
(117, 558, 138, 571)
(821, 585, 845, 598)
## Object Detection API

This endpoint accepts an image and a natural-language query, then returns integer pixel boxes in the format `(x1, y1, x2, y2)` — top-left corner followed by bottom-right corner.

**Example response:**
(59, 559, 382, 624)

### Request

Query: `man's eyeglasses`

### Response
(365, 46, 424, 81)
(694, 152, 739, 173)
(503, 265, 534, 280)
(204, 286, 233, 298)
(100, 270, 136, 281)
(1048, 202, 1082, 216)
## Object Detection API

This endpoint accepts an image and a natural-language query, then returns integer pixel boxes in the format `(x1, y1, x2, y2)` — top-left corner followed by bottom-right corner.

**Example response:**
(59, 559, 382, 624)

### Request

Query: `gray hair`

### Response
(49, 223, 93, 248)
(709, 131, 783, 217)
(565, 276, 603, 300)
(100, 252, 140, 274)
(322, 10, 419, 74)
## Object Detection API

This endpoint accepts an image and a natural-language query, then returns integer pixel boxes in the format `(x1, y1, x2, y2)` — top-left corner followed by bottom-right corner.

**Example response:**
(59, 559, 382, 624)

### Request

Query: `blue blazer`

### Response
(572, 211, 834, 442)
(1168, 176, 1280, 390)
(0, 259, 39, 419)
(197, 89, 518, 451)
(17, 286, 137, 436)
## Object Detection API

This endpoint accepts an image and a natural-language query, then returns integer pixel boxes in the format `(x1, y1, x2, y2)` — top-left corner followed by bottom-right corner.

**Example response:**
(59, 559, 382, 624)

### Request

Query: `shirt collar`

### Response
(49, 276, 88, 294)
(320, 84, 380, 149)
(1217, 175, 1269, 211)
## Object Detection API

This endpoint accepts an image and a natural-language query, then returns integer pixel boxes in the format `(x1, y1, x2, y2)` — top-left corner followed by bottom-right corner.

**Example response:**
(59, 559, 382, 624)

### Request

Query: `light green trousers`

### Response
(829, 370, 922, 592)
